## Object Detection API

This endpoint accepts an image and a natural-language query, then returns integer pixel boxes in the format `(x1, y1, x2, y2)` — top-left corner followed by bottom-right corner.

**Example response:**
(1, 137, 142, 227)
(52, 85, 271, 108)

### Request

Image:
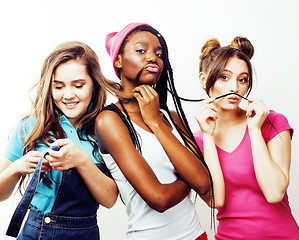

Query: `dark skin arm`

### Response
(133, 85, 211, 197)
(95, 110, 190, 213)
(167, 111, 211, 196)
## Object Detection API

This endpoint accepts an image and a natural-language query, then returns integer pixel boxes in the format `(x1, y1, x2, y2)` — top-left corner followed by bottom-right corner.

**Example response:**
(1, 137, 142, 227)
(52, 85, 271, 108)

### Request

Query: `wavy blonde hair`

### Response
(19, 41, 117, 192)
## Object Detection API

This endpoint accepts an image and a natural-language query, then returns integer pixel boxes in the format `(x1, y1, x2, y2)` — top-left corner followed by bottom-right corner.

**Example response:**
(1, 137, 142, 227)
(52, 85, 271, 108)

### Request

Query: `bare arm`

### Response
(95, 110, 190, 213)
(194, 99, 225, 207)
(247, 100, 291, 203)
(0, 151, 51, 201)
(249, 129, 291, 203)
(46, 139, 118, 208)
(0, 157, 21, 201)
(133, 85, 211, 197)
(155, 111, 211, 195)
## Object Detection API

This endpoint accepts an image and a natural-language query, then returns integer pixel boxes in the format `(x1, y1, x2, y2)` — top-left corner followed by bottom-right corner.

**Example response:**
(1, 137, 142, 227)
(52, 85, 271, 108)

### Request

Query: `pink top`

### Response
(194, 110, 299, 239)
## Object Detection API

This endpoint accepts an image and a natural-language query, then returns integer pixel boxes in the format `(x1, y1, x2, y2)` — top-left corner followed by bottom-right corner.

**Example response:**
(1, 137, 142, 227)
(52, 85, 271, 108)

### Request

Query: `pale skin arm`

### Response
(0, 151, 51, 201)
(194, 98, 225, 207)
(247, 99, 291, 203)
(45, 139, 118, 208)
(95, 110, 190, 213)
(133, 85, 211, 196)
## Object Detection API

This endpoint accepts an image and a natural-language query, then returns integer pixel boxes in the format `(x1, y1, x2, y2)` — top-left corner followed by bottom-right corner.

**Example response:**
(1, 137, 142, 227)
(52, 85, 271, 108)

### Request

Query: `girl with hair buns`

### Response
(193, 37, 299, 239)
(0, 41, 118, 239)
(95, 22, 211, 240)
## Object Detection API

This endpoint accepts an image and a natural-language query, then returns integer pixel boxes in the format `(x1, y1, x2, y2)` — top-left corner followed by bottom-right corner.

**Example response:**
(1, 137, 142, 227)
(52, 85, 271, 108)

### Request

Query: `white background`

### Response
(0, 0, 298, 239)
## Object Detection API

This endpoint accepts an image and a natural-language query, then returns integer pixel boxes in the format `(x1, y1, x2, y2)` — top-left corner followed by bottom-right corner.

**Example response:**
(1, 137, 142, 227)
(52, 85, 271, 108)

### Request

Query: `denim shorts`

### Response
(17, 209, 99, 240)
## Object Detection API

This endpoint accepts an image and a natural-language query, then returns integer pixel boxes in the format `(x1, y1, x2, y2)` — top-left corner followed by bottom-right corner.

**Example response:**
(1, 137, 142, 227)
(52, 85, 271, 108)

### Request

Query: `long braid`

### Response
(113, 25, 215, 229)
(135, 25, 216, 228)
(163, 56, 216, 230)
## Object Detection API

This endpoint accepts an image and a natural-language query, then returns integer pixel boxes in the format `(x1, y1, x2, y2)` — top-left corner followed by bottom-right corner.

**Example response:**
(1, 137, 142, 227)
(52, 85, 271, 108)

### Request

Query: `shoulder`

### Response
(9, 115, 35, 140)
(263, 110, 291, 129)
(95, 105, 132, 152)
(3, 115, 33, 161)
(19, 115, 35, 130)
(96, 108, 129, 135)
(262, 110, 293, 142)
(267, 110, 288, 121)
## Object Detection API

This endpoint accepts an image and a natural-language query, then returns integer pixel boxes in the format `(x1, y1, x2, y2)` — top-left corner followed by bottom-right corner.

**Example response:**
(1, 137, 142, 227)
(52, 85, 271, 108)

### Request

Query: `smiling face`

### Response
(207, 56, 249, 110)
(115, 31, 164, 88)
(52, 60, 94, 127)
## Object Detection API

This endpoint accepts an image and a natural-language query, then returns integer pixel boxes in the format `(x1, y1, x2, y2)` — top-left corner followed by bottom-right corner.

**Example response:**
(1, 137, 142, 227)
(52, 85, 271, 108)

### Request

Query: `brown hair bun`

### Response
(200, 38, 220, 61)
(230, 36, 254, 59)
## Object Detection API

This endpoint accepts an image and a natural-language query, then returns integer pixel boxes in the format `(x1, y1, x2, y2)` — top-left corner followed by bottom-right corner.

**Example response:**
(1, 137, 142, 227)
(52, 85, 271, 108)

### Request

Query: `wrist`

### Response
(202, 132, 215, 140)
(248, 127, 263, 140)
(147, 118, 165, 132)
(11, 161, 24, 177)
(248, 127, 262, 134)
(75, 153, 93, 171)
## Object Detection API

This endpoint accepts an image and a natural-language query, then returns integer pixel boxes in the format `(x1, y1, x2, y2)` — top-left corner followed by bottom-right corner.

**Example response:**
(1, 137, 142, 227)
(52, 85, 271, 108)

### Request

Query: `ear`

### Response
(199, 72, 207, 89)
(114, 54, 122, 69)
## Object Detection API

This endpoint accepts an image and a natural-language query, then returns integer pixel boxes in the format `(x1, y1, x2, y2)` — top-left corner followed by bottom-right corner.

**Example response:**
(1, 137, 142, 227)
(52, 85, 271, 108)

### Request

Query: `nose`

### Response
(146, 51, 157, 62)
(63, 87, 75, 99)
(230, 80, 238, 93)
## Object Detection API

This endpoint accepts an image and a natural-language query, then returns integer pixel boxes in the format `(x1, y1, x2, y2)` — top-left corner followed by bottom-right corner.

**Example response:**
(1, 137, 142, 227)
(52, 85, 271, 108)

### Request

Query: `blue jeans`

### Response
(17, 210, 99, 240)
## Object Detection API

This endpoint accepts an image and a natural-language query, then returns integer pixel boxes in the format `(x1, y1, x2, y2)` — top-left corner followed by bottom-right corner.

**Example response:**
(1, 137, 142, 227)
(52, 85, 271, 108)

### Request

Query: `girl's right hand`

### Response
(133, 85, 162, 128)
(194, 98, 218, 136)
(15, 151, 51, 175)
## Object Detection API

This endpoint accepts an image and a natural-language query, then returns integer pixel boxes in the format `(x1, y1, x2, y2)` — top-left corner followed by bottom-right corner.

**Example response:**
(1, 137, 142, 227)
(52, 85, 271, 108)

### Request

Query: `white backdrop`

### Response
(0, 1, 298, 239)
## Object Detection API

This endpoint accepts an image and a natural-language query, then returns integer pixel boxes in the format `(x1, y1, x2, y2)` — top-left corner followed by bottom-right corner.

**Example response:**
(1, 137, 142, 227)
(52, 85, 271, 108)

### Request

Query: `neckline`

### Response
(129, 109, 174, 135)
(215, 126, 248, 154)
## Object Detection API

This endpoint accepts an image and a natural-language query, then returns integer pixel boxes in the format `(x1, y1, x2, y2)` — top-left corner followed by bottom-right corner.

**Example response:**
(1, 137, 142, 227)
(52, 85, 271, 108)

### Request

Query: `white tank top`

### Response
(102, 109, 204, 240)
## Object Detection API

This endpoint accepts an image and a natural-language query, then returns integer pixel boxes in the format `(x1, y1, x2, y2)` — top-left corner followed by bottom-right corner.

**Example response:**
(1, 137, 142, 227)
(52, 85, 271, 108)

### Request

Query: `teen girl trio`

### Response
(0, 22, 298, 240)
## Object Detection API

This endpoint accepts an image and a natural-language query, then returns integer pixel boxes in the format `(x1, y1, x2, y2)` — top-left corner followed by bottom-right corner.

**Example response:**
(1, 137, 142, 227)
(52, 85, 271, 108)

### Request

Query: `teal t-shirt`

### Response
(4, 115, 101, 213)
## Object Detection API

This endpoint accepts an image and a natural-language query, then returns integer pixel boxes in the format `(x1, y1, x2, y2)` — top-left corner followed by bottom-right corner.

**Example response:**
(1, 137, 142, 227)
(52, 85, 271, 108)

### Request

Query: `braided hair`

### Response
(117, 25, 215, 217)
(106, 24, 216, 228)
(135, 26, 205, 161)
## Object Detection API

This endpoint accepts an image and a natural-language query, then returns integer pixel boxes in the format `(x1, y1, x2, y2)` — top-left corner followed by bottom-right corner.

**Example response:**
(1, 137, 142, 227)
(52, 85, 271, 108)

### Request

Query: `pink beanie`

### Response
(105, 22, 150, 78)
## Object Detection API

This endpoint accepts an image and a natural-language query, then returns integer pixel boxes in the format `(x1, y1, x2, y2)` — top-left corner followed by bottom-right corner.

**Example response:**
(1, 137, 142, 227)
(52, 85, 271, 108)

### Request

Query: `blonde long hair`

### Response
(19, 41, 117, 192)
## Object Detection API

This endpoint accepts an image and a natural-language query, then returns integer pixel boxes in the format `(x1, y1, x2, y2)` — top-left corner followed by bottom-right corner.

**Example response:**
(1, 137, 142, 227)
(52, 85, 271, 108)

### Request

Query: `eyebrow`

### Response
(52, 79, 87, 83)
(222, 69, 249, 75)
(135, 42, 162, 50)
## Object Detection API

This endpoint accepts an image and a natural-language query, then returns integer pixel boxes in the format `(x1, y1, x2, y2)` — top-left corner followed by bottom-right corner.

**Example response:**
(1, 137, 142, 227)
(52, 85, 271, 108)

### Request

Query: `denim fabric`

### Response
(6, 151, 48, 237)
(17, 210, 99, 240)
(50, 166, 100, 217)
(7, 147, 105, 239)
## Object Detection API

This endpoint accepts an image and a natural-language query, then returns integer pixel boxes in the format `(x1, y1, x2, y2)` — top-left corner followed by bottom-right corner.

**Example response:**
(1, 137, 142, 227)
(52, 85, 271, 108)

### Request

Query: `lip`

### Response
(227, 96, 239, 103)
(63, 101, 78, 109)
(145, 64, 160, 73)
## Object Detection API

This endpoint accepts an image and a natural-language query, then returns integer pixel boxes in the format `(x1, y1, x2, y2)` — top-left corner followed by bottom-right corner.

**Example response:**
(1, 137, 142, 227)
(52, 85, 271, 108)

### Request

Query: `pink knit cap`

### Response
(105, 22, 150, 78)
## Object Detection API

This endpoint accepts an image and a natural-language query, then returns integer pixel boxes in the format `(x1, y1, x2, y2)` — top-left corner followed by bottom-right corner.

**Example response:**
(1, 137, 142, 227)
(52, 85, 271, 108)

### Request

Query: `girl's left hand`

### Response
(246, 99, 269, 131)
(45, 139, 89, 171)
(133, 85, 162, 127)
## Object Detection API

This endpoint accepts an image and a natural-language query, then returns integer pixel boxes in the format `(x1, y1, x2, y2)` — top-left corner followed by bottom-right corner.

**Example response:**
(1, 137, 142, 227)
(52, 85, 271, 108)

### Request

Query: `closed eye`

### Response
(53, 83, 64, 89)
